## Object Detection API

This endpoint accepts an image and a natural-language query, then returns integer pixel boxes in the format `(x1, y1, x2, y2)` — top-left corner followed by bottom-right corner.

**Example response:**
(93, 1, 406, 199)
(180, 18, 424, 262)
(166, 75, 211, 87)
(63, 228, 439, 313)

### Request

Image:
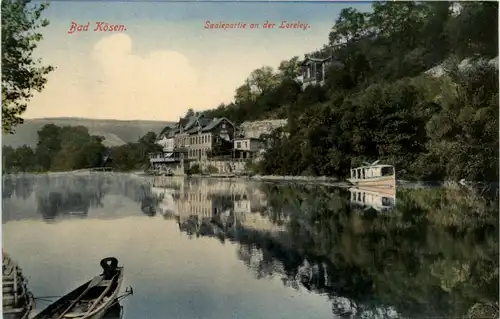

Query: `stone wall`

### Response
(240, 119, 287, 139)
(190, 160, 246, 174)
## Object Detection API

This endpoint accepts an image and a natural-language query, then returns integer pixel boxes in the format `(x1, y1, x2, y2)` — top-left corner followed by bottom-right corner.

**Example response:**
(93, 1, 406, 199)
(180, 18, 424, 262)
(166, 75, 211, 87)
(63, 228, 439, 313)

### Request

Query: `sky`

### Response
(26, 1, 373, 121)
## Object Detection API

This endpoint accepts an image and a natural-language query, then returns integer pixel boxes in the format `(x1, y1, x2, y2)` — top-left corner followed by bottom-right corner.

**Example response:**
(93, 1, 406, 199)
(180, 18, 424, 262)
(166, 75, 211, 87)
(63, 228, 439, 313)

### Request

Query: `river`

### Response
(2, 173, 499, 319)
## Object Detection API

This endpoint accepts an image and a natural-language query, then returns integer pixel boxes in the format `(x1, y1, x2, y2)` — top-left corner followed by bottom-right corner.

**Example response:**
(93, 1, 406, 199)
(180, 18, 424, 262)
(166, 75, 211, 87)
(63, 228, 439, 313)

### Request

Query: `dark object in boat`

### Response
(33, 257, 124, 319)
(3, 252, 35, 319)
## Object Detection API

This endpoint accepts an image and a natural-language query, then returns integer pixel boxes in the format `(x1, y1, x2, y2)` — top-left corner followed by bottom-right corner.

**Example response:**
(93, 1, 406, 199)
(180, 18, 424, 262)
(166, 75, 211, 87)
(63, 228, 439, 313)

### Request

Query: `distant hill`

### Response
(2, 117, 174, 148)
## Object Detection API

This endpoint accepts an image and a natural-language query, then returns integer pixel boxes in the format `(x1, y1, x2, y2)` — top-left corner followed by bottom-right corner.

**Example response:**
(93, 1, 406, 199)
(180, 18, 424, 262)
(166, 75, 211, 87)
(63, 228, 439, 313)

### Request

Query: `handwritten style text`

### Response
(204, 20, 310, 30)
(68, 21, 127, 34)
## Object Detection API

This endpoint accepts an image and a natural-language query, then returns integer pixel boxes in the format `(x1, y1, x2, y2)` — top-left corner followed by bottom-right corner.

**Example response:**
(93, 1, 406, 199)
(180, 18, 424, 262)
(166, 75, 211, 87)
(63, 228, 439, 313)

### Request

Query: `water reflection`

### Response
(2, 173, 164, 222)
(348, 187, 396, 212)
(3, 174, 499, 319)
(161, 179, 499, 319)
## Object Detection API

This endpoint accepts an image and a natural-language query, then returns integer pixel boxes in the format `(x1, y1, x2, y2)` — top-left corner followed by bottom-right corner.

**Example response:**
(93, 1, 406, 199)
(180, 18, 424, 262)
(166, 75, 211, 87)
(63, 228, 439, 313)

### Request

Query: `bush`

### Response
(206, 165, 218, 174)
(187, 163, 201, 175)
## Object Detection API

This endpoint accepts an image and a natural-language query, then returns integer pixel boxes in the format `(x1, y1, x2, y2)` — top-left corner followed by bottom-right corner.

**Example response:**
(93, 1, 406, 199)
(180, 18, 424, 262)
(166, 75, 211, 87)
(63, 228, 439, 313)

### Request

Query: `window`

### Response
(381, 167, 394, 176)
(222, 123, 226, 129)
(244, 141, 248, 148)
(236, 142, 241, 149)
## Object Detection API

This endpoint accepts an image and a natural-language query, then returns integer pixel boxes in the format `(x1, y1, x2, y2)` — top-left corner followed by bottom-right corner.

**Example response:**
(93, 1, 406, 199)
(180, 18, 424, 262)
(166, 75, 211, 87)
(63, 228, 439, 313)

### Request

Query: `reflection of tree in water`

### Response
(2, 175, 35, 199)
(35, 175, 106, 220)
(4, 173, 165, 220)
(178, 184, 499, 319)
(112, 175, 162, 217)
(176, 215, 227, 244)
(2, 175, 15, 199)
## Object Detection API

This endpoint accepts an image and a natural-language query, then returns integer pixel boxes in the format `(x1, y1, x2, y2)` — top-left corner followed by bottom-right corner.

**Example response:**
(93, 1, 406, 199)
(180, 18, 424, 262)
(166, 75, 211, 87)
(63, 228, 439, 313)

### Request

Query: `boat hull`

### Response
(33, 267, 124, 319)
(3, 253, 34, 319)
(347, 175, 396, 188)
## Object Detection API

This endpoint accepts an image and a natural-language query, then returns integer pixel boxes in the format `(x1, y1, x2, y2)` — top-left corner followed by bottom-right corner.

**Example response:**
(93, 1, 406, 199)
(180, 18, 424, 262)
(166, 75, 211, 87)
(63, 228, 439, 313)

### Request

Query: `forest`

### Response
(201, 2, 499, 181)
(2, 124, 161, 172)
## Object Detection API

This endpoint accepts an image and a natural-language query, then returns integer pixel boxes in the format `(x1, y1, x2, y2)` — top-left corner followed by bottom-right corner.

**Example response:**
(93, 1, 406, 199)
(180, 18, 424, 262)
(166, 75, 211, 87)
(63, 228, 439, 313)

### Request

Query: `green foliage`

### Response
(187, 164, 202, 175)
(244, 159, 261, 174)
(3, 124, 161, 172)
(201, 58, 303, 123)
(109, 131, 162, 171)
(201, 2, 498, 181)
(205, 165, 218, 174)
(2, 118, 174, 149)
(2, 0, 54, 134)
(420, 59, 499, 181)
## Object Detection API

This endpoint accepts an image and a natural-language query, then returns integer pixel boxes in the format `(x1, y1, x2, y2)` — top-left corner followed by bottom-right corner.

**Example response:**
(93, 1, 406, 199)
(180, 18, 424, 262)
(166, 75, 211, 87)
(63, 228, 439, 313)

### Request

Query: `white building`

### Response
(234, 138, 260, 151)
(156, 135, 174, 152)
(233, 137, 261, 159)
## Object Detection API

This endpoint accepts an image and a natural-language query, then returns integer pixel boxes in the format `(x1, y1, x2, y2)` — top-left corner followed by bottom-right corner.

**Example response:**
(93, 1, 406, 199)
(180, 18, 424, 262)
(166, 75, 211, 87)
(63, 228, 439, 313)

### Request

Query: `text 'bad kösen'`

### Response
(68, 21, 127, 34)
(204, 20, 311, 30)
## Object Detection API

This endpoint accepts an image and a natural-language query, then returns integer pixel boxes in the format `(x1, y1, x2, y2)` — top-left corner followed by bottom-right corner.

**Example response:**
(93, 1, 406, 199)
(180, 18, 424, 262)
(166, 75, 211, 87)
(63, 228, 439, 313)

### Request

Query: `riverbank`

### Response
(3, 170, 479, 190)
(249, 174, 352, 187)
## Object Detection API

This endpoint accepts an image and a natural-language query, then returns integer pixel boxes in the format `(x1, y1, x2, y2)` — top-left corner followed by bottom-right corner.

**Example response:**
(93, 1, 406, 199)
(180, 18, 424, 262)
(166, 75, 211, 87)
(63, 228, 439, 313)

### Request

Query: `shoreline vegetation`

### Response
(2, 2, 499, 183)
(4, 170, 490, 193)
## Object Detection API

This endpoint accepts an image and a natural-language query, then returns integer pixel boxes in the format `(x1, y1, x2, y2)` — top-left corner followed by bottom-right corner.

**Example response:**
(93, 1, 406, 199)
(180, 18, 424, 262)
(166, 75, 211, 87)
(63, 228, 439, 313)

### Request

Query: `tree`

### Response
(234, 80, 256, 104)
(186, 2, 498, 182)
(3, 144, 36, 172)
(423, 60, 499, 181)
(278, 56, 301, 80)
(35, 124, 62, 170)
(247, 66, 280, 94)
(185, 108, 195, 117)
(445, 2, 499, 59)
(2, 0, 54, 134)
(328, 7, 371, 47)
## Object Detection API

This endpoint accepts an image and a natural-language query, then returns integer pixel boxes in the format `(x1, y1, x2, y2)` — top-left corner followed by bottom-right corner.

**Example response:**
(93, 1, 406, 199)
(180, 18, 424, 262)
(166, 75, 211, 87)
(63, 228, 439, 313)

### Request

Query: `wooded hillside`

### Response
(201, 2, 498, 181)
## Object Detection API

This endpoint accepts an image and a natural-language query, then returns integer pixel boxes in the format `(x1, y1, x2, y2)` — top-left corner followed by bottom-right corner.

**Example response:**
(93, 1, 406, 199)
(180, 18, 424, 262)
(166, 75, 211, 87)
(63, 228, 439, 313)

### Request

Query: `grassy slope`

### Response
(2, 117, 174, 148)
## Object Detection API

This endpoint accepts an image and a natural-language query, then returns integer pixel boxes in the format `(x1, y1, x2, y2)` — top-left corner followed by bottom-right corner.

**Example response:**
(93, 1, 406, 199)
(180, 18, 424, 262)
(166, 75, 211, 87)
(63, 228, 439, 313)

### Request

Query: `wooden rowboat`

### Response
(33, 257, 124, 319)
(3, 252, 35, 319)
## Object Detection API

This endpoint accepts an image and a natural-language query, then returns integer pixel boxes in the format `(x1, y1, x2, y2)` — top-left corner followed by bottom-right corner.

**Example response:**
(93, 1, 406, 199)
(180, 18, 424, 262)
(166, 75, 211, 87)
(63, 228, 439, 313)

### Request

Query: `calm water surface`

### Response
(2, 173, 499, 319)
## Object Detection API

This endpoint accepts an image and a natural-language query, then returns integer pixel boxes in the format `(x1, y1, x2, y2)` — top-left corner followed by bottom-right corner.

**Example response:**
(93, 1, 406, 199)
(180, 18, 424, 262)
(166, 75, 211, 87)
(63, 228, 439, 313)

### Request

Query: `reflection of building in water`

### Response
(349, 187, 396, 212)
(152, 177, 288, 234)
(239, 213, 287, 233)
(174, 180, 256, 221)
(152, 178, 266, 223)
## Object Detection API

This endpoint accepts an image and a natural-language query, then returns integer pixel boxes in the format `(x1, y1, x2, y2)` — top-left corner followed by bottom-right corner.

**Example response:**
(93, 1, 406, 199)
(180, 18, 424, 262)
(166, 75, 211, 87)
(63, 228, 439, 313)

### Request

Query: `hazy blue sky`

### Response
(28, 1, 373, 120)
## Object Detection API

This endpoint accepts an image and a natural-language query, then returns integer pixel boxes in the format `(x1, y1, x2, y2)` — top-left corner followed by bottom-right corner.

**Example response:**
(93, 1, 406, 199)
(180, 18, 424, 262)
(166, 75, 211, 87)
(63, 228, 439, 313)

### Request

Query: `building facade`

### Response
(233, 137, 261, 159)
(149, 115, 236, 172)
(184, 116, 235, 160)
